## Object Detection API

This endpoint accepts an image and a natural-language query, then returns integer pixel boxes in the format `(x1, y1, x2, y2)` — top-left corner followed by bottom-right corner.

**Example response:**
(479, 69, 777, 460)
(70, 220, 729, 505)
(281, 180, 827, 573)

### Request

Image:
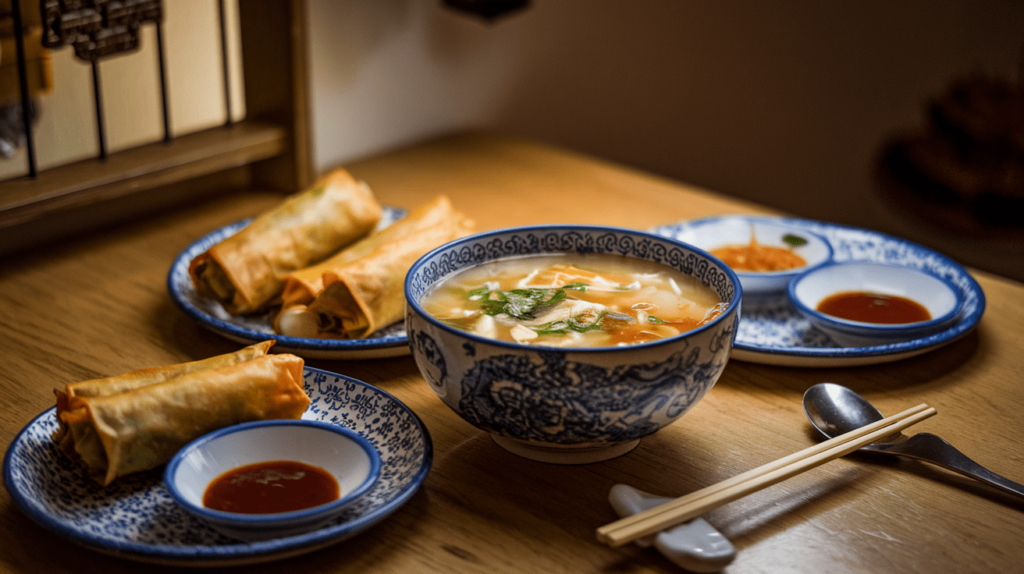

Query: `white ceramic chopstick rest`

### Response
(609, 484, 736, 572)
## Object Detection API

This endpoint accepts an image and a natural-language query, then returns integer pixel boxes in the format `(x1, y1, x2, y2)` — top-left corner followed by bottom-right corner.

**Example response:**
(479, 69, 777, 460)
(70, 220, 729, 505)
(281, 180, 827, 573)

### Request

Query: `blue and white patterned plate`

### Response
(652, 216, 986, 367)
(167, 207, 410, 360)
(3, 368, 433, 567)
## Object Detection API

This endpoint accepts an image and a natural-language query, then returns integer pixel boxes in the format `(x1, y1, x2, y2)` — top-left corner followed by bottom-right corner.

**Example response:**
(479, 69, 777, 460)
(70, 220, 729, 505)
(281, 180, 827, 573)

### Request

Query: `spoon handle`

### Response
(867, 433, 1024, 500)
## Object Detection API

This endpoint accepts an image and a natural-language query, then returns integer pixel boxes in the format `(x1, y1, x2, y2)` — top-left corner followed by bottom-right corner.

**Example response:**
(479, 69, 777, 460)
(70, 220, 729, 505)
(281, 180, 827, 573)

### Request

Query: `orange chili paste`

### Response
(711, 237, 806, 272)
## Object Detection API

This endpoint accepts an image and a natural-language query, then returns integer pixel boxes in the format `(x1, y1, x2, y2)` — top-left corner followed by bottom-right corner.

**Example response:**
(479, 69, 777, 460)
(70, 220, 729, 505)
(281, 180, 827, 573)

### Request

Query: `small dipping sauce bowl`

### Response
(666, 216, 832, 300)
(788, 261, 964, 347)
(165, 420, 381, 542)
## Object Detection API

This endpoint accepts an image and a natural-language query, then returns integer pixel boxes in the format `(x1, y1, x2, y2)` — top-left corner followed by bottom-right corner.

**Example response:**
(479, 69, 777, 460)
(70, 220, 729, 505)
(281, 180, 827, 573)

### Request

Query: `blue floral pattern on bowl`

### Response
(405, 225, 740, 464)
(652, 216, 986, 367)
(2, 368, 432, 567)
(452, 344, 730, 444)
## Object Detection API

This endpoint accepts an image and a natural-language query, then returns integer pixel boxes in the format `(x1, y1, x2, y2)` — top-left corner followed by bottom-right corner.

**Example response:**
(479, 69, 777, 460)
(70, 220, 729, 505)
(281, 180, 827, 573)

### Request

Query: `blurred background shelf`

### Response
(0, 0, 311, 256)
(0, 120, 285, 229)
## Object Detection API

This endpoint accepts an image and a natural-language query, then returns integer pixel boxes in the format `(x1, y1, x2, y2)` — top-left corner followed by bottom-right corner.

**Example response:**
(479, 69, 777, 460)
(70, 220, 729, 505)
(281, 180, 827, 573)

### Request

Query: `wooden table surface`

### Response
(2, 132, 1022, 573)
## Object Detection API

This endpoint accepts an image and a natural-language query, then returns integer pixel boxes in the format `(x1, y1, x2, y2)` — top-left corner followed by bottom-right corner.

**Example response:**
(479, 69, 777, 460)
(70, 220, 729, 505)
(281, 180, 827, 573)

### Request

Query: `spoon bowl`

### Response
(802, 383, 1024, 500)
(803, 382, 910, 444)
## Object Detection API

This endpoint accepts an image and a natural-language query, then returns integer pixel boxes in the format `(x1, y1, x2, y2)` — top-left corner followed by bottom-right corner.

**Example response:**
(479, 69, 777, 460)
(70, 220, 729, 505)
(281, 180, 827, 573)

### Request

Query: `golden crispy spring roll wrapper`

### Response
(189, 168, 383, 314)
(279, 195, 463, 309)
(301, 203, 473, 339)
(68, 353, 308, 485)
(53, 341, 275, 447)
(60, 341, 275, 402)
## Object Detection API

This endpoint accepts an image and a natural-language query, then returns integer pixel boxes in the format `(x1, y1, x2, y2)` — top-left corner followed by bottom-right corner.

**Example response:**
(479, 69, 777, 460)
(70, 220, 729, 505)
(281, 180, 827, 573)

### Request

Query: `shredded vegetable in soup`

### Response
(421, 254, 728, 347)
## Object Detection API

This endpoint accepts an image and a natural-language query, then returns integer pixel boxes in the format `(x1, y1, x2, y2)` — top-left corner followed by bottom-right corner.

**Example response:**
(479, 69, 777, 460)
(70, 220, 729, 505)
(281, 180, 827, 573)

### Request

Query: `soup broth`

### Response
(421, 253, 727, 347)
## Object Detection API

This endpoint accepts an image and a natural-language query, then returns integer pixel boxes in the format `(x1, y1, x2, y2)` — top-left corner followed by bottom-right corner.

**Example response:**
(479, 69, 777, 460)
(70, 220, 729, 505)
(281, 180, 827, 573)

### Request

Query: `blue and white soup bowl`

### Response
(404, 225, 742, 464)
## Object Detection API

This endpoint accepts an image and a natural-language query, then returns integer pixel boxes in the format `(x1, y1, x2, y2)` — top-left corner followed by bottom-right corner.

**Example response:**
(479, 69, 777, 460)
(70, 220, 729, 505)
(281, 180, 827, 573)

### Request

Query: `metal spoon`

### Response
(803, 382, 1024, 500)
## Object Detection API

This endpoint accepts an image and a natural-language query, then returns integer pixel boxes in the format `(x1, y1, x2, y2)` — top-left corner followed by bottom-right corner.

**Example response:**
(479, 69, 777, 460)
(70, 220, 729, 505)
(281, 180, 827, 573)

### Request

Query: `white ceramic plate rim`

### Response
(651, 215, 986, 367)
(166, 207, 411, 360)
(2, 368, 433, 567)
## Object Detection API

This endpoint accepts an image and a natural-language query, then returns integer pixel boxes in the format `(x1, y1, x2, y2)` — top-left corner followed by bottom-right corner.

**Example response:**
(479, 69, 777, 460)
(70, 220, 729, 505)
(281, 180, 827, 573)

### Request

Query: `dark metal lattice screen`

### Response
(6, 0, 235, 179)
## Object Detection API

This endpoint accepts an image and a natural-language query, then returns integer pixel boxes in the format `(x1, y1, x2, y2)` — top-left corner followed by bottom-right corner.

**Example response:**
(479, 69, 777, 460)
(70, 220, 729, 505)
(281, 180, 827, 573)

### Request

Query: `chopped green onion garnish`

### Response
(533, 311, 607, 335)
(470, 283, 589, 320)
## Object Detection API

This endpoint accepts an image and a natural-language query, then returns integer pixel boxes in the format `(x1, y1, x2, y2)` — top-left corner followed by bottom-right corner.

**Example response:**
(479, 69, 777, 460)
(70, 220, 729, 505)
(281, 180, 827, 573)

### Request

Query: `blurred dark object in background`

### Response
(40, 0, 163, 60)
(877, 74, 1024, 237)
(0, 100, 36, 158)
(442, 0, 529, 21)
(1, 0, 51, 161)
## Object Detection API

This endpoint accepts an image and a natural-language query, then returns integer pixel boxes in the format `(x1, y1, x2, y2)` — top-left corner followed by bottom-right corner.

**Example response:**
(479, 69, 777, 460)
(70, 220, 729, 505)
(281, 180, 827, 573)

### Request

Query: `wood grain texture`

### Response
(0, 120, 286, 229)
(238, 0, 314, 193)
(1, 132, 1021, 574)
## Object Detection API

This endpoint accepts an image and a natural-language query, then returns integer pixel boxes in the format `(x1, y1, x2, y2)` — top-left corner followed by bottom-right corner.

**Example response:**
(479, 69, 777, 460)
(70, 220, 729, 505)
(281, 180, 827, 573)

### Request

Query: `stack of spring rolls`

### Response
(189, 168, 384, 315)
(189, 167, 474, 339)
(54, 341, 309, 485)
(274, 195, 474, 339)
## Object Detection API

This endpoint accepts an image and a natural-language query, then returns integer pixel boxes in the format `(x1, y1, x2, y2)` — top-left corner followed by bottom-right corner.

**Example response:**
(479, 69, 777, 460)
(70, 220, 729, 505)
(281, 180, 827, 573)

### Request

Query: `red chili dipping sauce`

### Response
(816, 291, 931, 324)
(203, 460, 340, 514)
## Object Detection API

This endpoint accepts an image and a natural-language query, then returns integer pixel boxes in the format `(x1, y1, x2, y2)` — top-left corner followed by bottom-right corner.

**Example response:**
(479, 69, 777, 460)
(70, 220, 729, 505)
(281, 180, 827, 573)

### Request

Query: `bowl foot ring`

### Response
(490, 435, 640, 464)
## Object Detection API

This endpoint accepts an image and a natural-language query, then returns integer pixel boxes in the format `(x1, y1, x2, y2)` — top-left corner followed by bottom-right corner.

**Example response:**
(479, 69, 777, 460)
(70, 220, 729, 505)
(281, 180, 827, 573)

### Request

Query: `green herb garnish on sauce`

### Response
(782, 234, 808, 247)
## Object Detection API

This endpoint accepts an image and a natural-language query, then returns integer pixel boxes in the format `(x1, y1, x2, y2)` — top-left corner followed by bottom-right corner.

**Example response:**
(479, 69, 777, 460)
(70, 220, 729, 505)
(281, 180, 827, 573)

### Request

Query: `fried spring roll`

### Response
(53, 340, 275, 452)
(189, 168, 383, 314)
(55, 349, 309, 486)
(55, 340, 274, 414)
(278, 195, 467, 310)
(276, 196, 473, 339)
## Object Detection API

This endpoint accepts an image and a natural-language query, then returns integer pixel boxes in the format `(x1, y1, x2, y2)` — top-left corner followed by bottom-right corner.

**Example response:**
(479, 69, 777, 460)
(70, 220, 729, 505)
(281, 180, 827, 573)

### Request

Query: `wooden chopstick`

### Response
(596, 403, 936, 546)
(598, 402, 931, 539)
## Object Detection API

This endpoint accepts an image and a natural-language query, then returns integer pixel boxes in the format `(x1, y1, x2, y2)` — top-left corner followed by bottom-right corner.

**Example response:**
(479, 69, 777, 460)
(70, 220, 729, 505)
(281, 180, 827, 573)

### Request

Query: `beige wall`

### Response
(5, 1, 1021, 278)
(306, 0, 1024, 279)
